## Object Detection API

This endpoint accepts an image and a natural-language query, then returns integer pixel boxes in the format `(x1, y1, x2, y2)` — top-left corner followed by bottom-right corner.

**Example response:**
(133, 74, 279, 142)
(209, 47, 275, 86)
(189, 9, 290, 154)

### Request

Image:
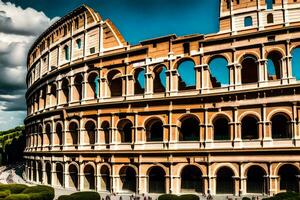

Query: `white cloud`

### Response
(0, 0, 60, 130)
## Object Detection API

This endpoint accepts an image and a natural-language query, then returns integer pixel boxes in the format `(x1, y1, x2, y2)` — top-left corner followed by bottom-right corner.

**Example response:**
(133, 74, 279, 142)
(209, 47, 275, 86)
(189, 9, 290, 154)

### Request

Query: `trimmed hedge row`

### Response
(158, 194, 199, 200)
(57, 192, 100, 200)
(262, 192, 300, 200)
(0, 184, 54, 200)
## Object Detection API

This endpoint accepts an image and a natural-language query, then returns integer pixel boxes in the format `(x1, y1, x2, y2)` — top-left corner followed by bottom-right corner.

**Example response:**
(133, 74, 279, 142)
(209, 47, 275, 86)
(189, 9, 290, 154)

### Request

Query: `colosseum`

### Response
(24, 0, 300, 197)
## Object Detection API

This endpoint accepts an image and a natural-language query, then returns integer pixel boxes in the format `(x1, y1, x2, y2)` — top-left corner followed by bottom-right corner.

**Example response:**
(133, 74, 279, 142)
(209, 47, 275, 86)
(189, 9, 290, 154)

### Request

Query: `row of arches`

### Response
(27, 162, 300, 194)
(26, 111, 293, 148)
(28, 47, 300, 114)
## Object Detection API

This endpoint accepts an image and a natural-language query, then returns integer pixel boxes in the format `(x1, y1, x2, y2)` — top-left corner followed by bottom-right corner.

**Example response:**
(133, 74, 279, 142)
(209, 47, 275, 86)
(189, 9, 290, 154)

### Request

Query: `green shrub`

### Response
(0, 190, 10, 198)
(57, 192, 100, 200)
(22, 185, 54, 200)
(0, 184, 28, 194)
(158, 194, 179, 200)
(263, 192, 300, 200)
(178, 194, 199, 200)
(4, 194, 30, 200)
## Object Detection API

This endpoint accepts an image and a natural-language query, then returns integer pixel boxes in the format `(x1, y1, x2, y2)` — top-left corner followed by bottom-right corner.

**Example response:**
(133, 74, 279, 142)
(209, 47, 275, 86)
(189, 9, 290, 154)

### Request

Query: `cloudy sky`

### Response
(0, 0, 219, 131)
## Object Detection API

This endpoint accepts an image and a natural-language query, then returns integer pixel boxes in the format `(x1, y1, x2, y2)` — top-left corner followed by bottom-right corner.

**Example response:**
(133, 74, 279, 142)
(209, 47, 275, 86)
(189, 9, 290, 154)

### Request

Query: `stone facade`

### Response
(24, 1, 300, 197)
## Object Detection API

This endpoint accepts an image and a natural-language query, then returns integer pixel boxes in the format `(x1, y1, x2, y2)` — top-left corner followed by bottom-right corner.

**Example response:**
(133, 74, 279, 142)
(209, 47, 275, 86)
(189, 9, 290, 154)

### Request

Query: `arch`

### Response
(68, 121, 79, 147)
(76, 38, 82, 49)
(178, 115, 200, 141)
(278, 164, 299, 192)
(64, 45, 70, 60)
(241, 115, 259, 140)
(73, 74, 83, 102)
(69, 164, 79, 190)
(145, 117, 164, 142)
(180, 165, 204, 193)
(134, 68, 145, 95)
(100, 165, 110, 192)
(45, 123, 51, 146)
(101, 121, 110, 146)
(61, 78, 69, 104)
(213, 115, 230, 140)
(56, 163, 64, 187)
(50, 83, 57, 106)
(246, 166, 267, 194)
(107, 69, 123, 97)
(148, 166, 166, 194)
(38, 125, 43, 147)
(55, 122, 63, 146)
(37, 161, 43, 183)
(208, 56, 229, 87)
(153, 64, 167, 93)
(45, 162, 52, 185)
(216, 166, 235, 194)
(244, 16, 253, 27)
(267, 51, 282, 80)
(119, 166, 137, 193)
(177, 59, 196, 90)
(271, 113, 292, 139)
(117, 119, 133, 143)
(267, 13, 274, 24)
(83, 164, 95, 190)
(32, 161, 37, 182)
(241, 55, 258, 84)
(84, 120, 96, 146)
(87, 72, 99, 99)
(291, 46, 300, 80)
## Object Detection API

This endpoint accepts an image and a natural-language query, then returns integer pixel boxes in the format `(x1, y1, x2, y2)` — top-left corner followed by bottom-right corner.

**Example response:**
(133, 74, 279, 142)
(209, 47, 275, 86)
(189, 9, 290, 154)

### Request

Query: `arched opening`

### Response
(181, 165, 203, 193)
(179, 116, 200, 141)
(241, 115, 259, 140)
(69, 122, 78, 147)
(267, 13, 274, 24)
(148, 167, 166, 194)
(153, 65, 167, 93)
(38, 161, 43, 183)
(85, 121, 96, 146)
(213, 116, 230, 140)
(177, 60, 196, 90)
(84, 165, 95, 190)
(247, 166, 266, 194)
(267, 51, 282, 80)
(87, 73, 99, 99)
(100, 165, 110, 192)
(278, 164, 299, 192)
(55, 123, 63, 146)
(241, 55, 258, 84)
(208, 56, 229, 87)
(134, 68, 145, 94)
(117, 120, 133, 143)
(146, 118, 164, 142)
(56, 163, 64, 187)
(32, 162, 37, 182)
(266, 0, 273, 9)
(69, 164, 79, 190)
(244, 16, 253, 27)
(271, 113, 291, 139)
(50, 84, 57, 106)
(45, 124, 51, 146)
(107, 70, 123, 97)
(120, 166, 137, 193)
(64, 45, 70, 60)
(45, 162, 52, 185)
(38, 125, 43, 147)
(292, 47, 300, 80)
(73, 74, 83, 102)
(61, 78, 69, 104)
(101, 121, 110, 146)
(216, 167, 235, 194)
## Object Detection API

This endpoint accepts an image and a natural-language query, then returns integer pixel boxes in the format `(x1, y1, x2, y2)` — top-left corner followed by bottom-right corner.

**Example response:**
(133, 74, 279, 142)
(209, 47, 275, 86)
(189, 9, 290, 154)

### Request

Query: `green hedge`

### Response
(178, 194, 199, 200)
(0, 184, 54, 200)
(242, 197, 251, 200)
(263, 192, 300, 200)
(158, 194, 179, 200)
(57, 192, 100, 200)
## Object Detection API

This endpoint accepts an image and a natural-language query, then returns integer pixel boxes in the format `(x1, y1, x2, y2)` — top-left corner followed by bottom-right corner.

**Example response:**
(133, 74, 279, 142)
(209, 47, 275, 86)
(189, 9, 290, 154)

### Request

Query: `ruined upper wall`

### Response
(219, 0, 300, 34)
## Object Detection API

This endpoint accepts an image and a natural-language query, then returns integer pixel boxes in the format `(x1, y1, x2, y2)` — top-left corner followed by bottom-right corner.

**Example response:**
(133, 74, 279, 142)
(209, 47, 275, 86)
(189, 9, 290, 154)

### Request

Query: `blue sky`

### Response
(0, 0, 220, 130)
